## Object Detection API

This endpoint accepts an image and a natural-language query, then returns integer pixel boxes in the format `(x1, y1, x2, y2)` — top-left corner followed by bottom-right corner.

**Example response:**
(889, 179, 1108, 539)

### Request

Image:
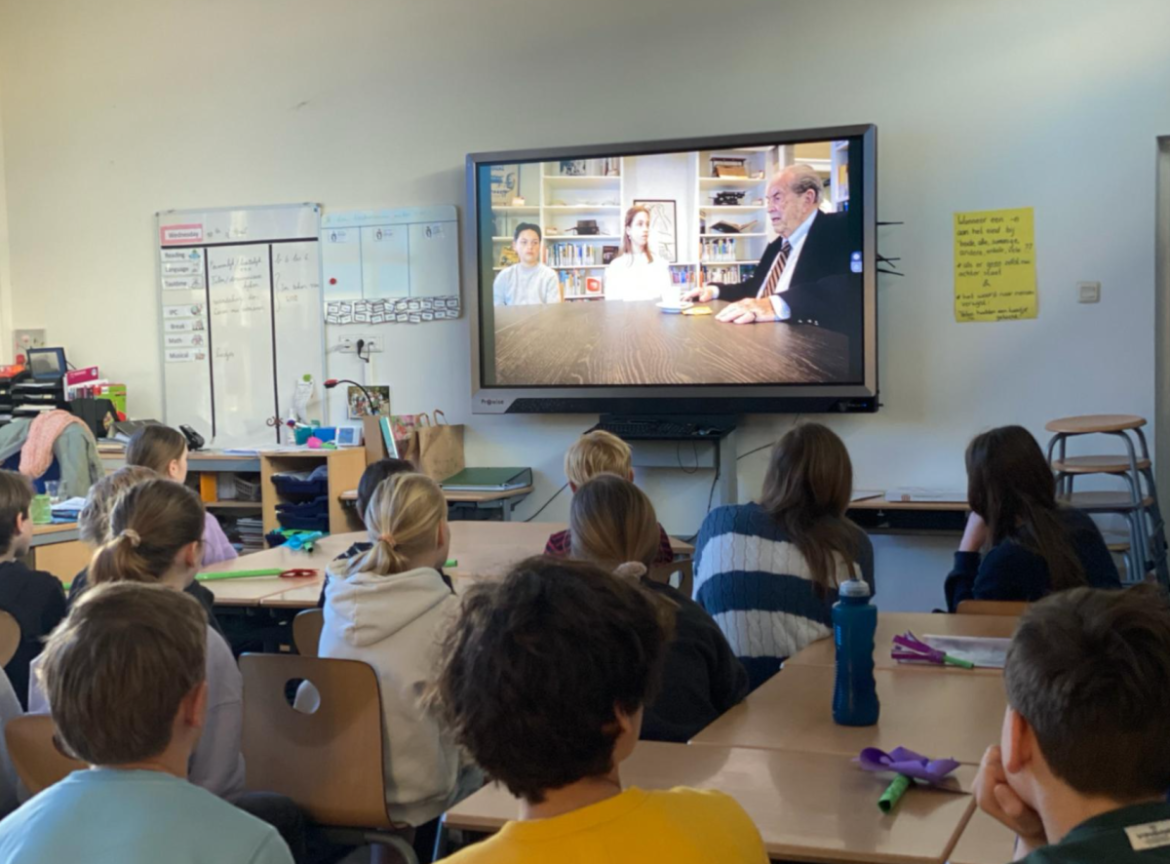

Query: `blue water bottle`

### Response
(833, 579, 880, 726)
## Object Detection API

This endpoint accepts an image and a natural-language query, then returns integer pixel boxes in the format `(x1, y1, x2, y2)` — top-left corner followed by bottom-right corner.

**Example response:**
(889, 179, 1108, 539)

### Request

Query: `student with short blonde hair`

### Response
(694, 423, 874, 690)
(28, 479, 245, 802)
(0, 582, 293, 864)
(320, 472, 481, 859)
(431, 557, 767, 863)
(125, 425, 237, 566)
(569, 475, 748, 742)
(0, 470, 65, 708)
(546, 430, 674, 564)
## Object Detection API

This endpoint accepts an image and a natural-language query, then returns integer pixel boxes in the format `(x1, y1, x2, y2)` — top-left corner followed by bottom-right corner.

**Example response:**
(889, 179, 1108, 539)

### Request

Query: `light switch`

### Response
(1078, 281, 1101, 303)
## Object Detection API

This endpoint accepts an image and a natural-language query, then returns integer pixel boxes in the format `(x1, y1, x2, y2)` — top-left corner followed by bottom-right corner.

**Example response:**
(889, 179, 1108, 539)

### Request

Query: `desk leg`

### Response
(502, 496, 515, 522)
(716, 430, 739, 507)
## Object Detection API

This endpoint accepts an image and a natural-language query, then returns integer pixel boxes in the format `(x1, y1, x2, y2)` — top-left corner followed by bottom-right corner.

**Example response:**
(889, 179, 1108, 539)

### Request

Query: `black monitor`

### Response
(466, 124, 877, 415)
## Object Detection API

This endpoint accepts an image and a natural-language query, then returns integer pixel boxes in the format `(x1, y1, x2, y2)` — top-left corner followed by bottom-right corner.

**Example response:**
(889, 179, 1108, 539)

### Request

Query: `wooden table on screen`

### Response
(442, 741, 977, 864)
(690, 665, 1006, 766)
(785, 612, 1017, 674)
(490, 299, 850, 386)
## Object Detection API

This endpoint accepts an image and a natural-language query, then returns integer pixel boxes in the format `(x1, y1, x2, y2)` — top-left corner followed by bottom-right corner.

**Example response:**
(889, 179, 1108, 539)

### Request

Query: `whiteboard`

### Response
(157, 205, 323, 448)
(320, 206, 460, 302)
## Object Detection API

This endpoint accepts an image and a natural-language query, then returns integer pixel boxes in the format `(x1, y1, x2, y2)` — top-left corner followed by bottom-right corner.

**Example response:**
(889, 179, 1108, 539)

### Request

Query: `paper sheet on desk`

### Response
(919, 635, 1009, 669)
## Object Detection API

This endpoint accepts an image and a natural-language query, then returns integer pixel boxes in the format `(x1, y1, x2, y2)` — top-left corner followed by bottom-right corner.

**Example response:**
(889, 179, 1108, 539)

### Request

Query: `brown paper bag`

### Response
(406, 411, 465, 481)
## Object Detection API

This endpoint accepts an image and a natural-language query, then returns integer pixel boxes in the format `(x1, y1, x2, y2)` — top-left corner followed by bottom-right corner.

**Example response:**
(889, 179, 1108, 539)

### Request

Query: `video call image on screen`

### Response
(477, 139, 865, 389)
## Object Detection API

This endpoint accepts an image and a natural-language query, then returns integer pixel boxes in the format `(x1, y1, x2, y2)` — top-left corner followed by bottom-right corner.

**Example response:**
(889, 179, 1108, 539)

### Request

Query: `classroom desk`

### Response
(847, 494, 970, 535)
(947, 806, 1017, 864)
(442, 741, 977, 864)
(442, 521, 695, 582)
(27, 522, 89, 580)
(785, 612, 1018, 673)
(690, 665, 1005, 766)
(200, 532, 359, 606)
(492, 299, 849, 386)
(340, 485, 535, 521)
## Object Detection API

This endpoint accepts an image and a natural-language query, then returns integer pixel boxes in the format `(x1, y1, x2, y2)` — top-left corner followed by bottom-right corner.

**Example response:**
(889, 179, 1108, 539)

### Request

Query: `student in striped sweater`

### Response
(694, 423, 874, 691)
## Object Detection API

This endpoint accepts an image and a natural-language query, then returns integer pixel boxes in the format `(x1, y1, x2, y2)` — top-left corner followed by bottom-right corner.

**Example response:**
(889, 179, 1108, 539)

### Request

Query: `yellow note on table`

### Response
(954, 207, 1036, 322)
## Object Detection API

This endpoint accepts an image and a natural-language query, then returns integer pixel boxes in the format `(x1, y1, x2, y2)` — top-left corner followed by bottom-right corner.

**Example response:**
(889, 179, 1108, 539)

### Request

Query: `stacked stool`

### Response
(1046, 414, 1168, 586)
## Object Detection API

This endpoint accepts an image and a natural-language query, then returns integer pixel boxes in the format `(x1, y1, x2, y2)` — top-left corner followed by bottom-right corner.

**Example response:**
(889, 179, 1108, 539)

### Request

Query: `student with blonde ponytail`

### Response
(319, 472, 481, 860)
(28, 479, 246, 804)
(569, 474, 748, 742)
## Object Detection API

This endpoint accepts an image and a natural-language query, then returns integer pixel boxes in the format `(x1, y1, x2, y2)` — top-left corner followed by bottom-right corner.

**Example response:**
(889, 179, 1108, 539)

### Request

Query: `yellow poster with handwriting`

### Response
(954, 207, 1036, 322)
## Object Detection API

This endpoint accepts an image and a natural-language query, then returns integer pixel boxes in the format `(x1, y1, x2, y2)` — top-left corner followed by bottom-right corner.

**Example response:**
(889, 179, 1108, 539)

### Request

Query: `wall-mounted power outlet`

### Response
(14, 329, 46, 360)
(334, 336, 358, 354)
(1078, 281, 1101, 303)
(363, 336, 383, 354)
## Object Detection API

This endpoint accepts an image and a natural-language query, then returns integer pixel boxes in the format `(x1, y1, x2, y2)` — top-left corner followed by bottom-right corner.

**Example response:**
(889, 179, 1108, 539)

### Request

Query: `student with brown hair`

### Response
(546, 430, 674, 564)
(945, 425, 1120, 612)
(973, 585, 1170, 861)
(430, 557, 767, 863)
(693, 422, 873, 690)
(569, 474, 747, 742)
(28, 478, 245, 802)
(0, 582, 293, 864)
(319, 471, 480, 860)
(0, 470, 66, 708)
(125, 424, 237, 565)
(68, 466, 222, 634)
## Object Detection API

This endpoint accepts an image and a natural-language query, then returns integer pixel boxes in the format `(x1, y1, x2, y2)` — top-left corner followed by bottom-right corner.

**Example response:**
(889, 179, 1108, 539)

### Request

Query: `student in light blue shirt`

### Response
(0, 582, 292, 864)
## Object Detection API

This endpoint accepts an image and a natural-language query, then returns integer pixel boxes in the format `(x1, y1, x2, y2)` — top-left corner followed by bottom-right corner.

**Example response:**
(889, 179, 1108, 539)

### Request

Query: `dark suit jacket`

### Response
(717, 211, 860, 336)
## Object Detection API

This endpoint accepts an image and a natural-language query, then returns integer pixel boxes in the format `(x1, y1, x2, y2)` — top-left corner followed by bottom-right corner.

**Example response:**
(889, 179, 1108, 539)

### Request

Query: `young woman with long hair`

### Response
(604, 205, 674, 302)
(945, 425, 1120, 610)
(693, 422, 873, 690)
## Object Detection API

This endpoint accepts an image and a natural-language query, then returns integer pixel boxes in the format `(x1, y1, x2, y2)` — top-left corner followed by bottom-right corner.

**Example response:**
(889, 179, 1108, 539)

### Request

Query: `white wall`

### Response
(1, 0, 1168, 602)
(0, 68, 11, 360)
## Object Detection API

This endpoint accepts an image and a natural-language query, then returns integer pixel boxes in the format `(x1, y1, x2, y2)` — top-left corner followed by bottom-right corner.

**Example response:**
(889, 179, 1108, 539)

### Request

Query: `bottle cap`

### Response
(839, 579, 871, 598)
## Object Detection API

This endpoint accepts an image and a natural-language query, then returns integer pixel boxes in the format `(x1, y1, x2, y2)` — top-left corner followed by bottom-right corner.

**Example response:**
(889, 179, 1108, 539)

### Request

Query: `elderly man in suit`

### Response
(686, 164, 857, 332)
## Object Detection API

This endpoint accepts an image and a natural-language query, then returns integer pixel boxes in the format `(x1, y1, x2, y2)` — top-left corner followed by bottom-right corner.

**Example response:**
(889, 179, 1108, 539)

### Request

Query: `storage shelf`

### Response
(703, 205, 766, 212)
(543, 205, 621, 211)
(700, 232, 767, 238)
(549, 264, 606, 269)
(493, 206, 539, 213)
(563, 293, 605, 299)
(699, 176, 766, 185)
(545, 235, 621, 240)
(205, 500, 262, 509)
(542, 176, 620, 188)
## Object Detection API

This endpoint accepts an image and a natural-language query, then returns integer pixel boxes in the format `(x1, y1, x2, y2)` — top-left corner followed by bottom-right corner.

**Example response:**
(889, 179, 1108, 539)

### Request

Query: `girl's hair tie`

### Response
(120, 529, 142, 548)
(613, 561, 648, 580)
(379, 532, 397, 549)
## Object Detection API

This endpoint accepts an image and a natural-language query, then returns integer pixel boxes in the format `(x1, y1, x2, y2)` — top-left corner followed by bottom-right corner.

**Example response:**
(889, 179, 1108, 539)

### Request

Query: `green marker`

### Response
(878, 774, 913, 813)
(444, 559, 458, 568)
(197, 568, 285, 581)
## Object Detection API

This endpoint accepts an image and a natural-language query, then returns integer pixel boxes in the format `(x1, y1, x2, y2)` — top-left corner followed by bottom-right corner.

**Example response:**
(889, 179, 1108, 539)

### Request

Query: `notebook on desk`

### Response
(440, 467, 533, 492)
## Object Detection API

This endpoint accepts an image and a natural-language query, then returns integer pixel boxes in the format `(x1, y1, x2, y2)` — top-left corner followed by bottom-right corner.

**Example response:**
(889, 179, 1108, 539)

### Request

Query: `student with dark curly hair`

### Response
(430, 557, 767, 863)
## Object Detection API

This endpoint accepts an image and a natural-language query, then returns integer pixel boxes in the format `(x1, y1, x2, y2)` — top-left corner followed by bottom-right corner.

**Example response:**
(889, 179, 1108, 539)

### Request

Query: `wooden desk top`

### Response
(948, 806, 1017, 864)
(444, 741, 975, 864)
(690, 665, 1005, 765)
(444, 521, 694, 582)
(849, 497, 969, 513)
(32, 522, 78, 537)
(492, 299, 850, 387)
(232, 521, 696, 609)
(340, 486, 535, 504)
(201, 533, 358, 606)
(785, 612, 1018, 673)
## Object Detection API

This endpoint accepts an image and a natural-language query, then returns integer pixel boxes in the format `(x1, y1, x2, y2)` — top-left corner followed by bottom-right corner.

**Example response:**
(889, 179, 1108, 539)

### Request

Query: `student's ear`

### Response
(181, 681, 209, 731)
(568, 482, 579, 494)
(181, 540, 202, 571)
(167, 459, 181, 480)
(626, 469, 635, 483)
(611, 705, 643, 766)
(15, 511, 32, 538)
(1002, 707, 1032, 776)
(436, 519, 449, 551)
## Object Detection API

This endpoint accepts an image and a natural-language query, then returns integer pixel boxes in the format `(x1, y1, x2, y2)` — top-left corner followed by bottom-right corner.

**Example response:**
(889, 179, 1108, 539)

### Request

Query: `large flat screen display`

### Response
(467, 124, 877, 415)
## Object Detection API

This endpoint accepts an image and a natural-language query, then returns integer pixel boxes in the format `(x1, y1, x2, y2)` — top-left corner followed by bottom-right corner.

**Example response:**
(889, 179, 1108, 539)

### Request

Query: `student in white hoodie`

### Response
(320, 471, 482, 861)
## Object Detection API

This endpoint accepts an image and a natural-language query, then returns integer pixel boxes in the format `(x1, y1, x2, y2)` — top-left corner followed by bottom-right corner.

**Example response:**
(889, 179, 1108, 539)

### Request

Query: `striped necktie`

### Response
(756, 239, 793, 298)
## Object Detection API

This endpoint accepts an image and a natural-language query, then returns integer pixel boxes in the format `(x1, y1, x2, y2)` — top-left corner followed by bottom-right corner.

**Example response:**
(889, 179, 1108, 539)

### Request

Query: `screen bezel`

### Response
(466, 124, 878, 415)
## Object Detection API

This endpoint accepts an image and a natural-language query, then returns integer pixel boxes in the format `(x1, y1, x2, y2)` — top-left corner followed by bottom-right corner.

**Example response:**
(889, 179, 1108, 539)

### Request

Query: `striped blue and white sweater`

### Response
(694, 502, 875, 691)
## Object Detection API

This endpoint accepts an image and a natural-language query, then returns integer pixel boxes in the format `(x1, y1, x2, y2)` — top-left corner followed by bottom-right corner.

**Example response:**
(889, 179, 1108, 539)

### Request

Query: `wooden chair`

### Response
(648, 558, 695, 598)
(4, 715, 85, 795)
(956, 600, 1029, 617)
(292, 609, 323, 657)
(240, 654, 418, 864)
(0, 611, 20, 667)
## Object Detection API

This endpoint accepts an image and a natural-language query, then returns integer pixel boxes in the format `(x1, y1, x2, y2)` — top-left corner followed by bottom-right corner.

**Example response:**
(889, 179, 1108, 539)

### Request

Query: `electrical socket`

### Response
(363, 336, 382, 354)
(334, 337, 357, 354)
(14, 329, 46, 360)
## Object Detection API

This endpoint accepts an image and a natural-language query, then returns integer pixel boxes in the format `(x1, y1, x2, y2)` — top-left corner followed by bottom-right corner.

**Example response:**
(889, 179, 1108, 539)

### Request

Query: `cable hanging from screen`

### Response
(524, 482, 569, 523)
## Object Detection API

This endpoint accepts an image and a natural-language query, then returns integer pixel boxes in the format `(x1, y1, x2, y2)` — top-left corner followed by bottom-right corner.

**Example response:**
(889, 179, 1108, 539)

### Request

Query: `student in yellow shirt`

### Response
(430, 557, 768, 863)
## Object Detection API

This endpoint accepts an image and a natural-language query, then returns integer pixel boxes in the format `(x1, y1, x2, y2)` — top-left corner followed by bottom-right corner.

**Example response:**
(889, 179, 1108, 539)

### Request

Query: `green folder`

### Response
(439, 467, 532, 492)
